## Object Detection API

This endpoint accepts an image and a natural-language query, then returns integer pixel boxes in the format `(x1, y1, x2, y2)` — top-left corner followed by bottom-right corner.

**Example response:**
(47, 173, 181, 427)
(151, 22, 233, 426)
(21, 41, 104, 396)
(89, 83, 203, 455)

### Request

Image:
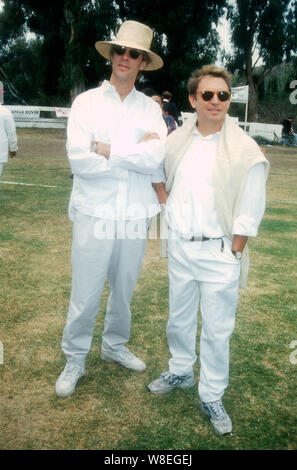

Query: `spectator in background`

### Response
(162, 101, 177, 134)
(281, 117, 297, 146)
(281, 117, 293, 136)
(152, 94, 177, 135)
(162, 91, 180, 123)
(0, 103, 18, 177)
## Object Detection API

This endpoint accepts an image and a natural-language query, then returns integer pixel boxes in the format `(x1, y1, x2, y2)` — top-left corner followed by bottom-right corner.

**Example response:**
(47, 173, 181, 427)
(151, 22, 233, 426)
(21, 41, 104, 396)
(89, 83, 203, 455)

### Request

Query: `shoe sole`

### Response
(101, 353, 146, 372)
(55, 372, 84, 398)
(148, 379, 195, 394)
(56, 388, 75, 398)
(200, 405, 232, 435)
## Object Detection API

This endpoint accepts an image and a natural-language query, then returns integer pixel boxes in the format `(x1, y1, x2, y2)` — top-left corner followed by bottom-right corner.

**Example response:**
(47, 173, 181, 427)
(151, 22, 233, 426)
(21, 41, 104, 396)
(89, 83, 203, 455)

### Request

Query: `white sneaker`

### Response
(148, 371, 195, 394)
(101, 345, 146, 372)
(55, 362, 85, 397)
(200, 399, 232, 435)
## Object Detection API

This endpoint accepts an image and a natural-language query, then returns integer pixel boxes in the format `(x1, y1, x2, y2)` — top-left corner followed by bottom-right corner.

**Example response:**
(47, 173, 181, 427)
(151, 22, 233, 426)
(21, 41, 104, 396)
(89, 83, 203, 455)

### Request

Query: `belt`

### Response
(189, 235, 210, 242)
(185, 235, 225, 252)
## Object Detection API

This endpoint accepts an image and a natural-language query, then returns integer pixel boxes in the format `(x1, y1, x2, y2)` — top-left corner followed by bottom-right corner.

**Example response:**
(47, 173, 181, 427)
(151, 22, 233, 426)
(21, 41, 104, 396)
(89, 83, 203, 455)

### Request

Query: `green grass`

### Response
(0, 131, 296, 450)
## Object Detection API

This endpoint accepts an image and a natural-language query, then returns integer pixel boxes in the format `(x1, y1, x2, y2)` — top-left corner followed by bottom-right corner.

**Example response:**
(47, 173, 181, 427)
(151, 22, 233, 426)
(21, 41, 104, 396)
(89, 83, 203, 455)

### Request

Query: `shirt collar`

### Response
(101, 80, 136, 101)
(194, 127, 221, 141)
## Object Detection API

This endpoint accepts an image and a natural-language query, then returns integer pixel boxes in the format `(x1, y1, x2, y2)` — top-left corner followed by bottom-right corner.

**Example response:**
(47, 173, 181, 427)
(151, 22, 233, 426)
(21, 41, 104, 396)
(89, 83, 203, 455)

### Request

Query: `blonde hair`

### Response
(187, 64, 232, 96)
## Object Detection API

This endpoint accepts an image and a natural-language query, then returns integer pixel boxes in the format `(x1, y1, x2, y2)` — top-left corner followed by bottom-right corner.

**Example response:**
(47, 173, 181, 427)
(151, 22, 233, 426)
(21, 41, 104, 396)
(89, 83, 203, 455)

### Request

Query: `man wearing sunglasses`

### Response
(55, 21, 167, 398)
(149, 64, 269, 435)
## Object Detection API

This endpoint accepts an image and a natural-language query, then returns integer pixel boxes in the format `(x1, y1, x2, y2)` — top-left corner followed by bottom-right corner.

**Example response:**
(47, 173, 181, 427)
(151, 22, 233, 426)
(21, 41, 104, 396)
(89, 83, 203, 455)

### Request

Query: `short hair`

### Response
(187, 64, 232, 96)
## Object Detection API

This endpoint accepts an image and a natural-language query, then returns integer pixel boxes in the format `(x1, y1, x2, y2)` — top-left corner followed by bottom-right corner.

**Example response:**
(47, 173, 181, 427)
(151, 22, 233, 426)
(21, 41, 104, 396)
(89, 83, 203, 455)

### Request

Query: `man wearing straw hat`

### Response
(56, 21, 167, 398)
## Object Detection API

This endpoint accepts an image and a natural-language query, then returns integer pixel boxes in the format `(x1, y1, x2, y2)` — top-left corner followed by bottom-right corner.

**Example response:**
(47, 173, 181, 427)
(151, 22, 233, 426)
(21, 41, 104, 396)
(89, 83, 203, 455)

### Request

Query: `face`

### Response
(110, 46, 147, 85)
(188, 75, 231, 130)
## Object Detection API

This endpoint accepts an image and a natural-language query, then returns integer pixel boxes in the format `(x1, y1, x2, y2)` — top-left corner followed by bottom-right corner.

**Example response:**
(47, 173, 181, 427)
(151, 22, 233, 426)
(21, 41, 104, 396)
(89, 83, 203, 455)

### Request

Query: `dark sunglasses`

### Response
(112, 45, 143, 60)
(198, 90, 231, 102)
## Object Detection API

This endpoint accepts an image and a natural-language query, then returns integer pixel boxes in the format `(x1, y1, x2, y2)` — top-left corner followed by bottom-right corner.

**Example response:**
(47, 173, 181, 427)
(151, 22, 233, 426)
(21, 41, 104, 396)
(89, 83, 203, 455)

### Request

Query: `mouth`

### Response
(208, 108, 221, 114)
(118, 63, 129, 71)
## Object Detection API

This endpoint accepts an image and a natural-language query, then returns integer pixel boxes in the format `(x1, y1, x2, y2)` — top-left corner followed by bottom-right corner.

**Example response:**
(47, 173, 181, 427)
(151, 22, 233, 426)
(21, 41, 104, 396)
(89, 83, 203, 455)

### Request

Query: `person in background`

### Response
(151, 94, 177, 135)
(0, 103, 18, 177)
(55, 20, 167, 398)
(162, 91, 179, 123)
(281, 117, 297, 146)
(150, 65, 269, 435)
(162, 101, 177, 134)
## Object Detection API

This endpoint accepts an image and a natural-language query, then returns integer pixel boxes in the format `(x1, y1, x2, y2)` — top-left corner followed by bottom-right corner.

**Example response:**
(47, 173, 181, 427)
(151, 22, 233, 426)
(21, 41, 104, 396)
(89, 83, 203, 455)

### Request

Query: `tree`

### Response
(285, 0, 297, 59)
(227, 0, 291, 121)
(0, 0, 229, 106)
(0, 37, 47, 104)
(115, 0, 229, 110)
(0, 0, 118, 104)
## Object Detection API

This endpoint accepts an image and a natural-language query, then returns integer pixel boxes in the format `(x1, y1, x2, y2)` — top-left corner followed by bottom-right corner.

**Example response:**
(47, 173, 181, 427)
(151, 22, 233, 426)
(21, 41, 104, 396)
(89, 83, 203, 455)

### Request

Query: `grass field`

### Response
(0, 128, 296, 451)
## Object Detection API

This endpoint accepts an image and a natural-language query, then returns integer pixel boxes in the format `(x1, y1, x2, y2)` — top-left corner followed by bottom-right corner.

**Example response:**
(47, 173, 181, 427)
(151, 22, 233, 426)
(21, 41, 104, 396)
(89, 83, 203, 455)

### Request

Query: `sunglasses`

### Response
(198, 90, 231, 102)
(112, 45, 143, 60)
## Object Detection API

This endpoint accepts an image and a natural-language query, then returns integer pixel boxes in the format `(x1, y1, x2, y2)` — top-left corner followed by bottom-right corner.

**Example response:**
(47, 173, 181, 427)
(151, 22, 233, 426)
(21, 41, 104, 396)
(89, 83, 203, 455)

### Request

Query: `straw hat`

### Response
(95, 20, 163, 71)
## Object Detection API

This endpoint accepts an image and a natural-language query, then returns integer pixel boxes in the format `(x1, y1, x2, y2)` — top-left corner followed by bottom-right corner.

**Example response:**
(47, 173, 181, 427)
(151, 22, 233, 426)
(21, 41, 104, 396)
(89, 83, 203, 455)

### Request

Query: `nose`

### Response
(122, 49, 130, 60)
(210, 93, 219, 104)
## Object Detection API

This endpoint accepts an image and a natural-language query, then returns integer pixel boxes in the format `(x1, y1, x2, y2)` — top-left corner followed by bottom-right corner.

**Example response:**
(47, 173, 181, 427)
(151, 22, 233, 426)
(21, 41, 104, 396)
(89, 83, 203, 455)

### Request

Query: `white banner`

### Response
(55, 107, 70, 118)
(9, 106, 40, 120)
(248, 123, 282, 140)
(231, 85, 249, 103)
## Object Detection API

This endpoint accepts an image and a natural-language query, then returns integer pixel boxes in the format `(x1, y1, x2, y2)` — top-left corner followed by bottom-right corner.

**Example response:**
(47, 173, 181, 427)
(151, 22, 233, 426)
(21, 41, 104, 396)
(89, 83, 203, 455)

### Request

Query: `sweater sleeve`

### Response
(232, 163, 266, 237)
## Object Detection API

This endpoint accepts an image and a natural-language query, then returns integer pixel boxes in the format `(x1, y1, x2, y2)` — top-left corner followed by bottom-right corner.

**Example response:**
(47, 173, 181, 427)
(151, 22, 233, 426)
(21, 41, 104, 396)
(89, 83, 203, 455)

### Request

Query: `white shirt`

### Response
(0, 104, 18, 163)
(166, 129, 266, 238)
(67, 80, 167, 221)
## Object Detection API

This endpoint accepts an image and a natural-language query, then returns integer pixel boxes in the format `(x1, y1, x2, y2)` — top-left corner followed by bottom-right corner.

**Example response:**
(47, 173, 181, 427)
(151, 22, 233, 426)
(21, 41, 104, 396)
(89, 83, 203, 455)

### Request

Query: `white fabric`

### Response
(167, 234, 240, 402)
(62, 211, 149, 361)
(67, 80, 167, 221)
(0, 104, 18, 163)
(164, 113, 269, 288)
(166, 128, 266, 239)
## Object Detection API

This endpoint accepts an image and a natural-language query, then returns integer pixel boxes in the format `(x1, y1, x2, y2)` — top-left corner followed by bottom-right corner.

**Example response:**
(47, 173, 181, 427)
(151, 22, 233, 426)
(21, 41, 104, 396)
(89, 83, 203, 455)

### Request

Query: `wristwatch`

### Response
(232, 250, 242, 260)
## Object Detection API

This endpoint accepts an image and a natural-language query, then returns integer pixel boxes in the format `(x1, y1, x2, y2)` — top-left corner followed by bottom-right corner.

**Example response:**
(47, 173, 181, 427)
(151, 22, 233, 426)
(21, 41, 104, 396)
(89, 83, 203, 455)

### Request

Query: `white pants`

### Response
(167, 234, 240, 403)
(62, 211, 149, 363)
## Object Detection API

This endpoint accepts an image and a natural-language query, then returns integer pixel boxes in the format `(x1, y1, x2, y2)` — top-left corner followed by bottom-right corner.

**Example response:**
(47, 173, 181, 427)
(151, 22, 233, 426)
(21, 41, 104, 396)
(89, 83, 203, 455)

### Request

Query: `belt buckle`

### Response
(190, 236, 202, 242)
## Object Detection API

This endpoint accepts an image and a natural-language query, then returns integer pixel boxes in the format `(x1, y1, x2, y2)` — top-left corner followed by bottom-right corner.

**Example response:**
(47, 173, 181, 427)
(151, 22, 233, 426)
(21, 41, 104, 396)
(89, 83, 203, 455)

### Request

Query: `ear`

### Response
(139, 60, 147, 72)
(188, 94, 197, 109)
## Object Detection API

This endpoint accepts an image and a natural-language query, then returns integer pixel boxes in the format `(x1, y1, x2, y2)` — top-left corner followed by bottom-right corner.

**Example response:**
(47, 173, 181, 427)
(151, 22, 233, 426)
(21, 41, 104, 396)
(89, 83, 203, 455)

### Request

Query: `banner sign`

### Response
(8, 106, 40, 120)
(55, 107, 70, 118)
(231, 85, 249, 103)
(248, 122, 282, 140)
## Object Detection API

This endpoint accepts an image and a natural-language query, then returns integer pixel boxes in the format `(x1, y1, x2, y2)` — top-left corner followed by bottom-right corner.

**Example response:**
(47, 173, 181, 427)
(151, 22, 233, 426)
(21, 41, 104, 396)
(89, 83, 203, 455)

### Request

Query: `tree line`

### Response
(0, 0, 296, 122)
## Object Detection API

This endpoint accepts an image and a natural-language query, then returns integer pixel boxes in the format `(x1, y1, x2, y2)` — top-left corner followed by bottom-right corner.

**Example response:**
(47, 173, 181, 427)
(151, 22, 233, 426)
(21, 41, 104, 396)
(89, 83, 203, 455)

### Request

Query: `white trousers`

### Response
(62, 211, 148, 363)
(167, 234, 240, 403)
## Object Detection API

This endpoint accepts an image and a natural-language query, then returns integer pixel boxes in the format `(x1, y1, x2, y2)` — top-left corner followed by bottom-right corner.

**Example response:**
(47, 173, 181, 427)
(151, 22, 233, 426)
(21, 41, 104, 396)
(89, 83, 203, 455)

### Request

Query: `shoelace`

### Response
(204, 400, 226, 419)
(118, 348, 134, 360)
(63, 364, 83, 380)
(161, 372, 191, 386)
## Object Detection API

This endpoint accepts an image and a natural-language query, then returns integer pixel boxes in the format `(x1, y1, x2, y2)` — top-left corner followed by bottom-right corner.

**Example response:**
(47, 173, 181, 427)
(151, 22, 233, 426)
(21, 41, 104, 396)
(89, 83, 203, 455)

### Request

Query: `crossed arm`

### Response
(93, 132, 161, 159)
